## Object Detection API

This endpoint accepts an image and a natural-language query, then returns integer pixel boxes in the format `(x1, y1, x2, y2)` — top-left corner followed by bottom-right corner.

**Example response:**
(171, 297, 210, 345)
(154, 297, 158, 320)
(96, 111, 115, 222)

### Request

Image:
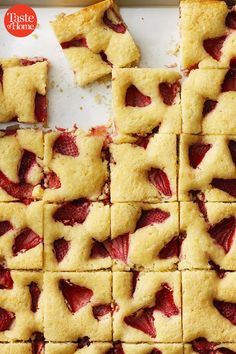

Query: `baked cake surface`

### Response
(122, 344, 183, 354)
(185, 342, 236, 354)
(45, 343, 112, 354)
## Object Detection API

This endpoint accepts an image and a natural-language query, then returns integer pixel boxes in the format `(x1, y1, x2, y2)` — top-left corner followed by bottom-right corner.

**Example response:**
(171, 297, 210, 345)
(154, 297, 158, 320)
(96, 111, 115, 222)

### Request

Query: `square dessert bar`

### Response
(44, 128, 109, 202)
(110, 134, 177, 202)
(0, 202, 43, 270)
(122, 344, 183, 354)
(182, 68, 236, 134)
(0, 271, 43, 341)
(45, 343, 113, 354)
(110, 202, 180, 271)
(51, 0, 140, 86)
(0, 58, 48, 123)
(112, 68, 181, 140)
(185, 342, 236, 354)
(182, 271, 236, 342)
(0, 129, 44, 202)
(44, 201, 111, 271)
(113, 272, 182, 343)
(44, 272, 112, 341)
(179, 134, 236, 201)
(180, 0, 236, 70)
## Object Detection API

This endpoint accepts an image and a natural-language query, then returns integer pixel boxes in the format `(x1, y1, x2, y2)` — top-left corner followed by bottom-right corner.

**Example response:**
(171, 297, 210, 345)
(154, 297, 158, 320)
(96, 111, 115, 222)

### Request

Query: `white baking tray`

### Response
(0, 1, 180, 130)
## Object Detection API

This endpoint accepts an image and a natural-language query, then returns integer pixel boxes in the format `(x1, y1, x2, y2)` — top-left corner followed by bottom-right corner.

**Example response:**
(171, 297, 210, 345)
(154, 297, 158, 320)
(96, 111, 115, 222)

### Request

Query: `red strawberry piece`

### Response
(208, 260, 226, 279)
(12, 228, 42, 256)
(150, 350, 162, 354)
(92, 303, 112, 320)
(29, 282, 41, 313)
(203, 36, 227, 61)
(214, 300, 236, 325)
(229, 140, 236, 165)
(0, 267, 13, 289)
(134, 127, 160, 149)
(131, 271, 139, 296)
(32, 332, 44, 354)
(90, 239, 110, 259)
(100, 51, 113, 67)
(0, 221, 13, 237)
(0, 170, 33, 201)
(221, 69, 236, 92)
(0, 65, 3, 87)
(106, 342, 125, 354)
(189, 143, 212, 169)
(60, 37, 88, 49)
(211, 178, 236, 197)
(155, 283, 179, 317)
(18, 150, 37, 183)
(159, 81, 180, 106)
(20, 58, 46, 66)
(53, 237, 70, 263)
(59, 279, 93, 314)
(77, 336, 90, 349)
(103, 8, 126, 33)
(202, 99, 218, 117)
(158, 232, 186, 259)
(136, 208, 170, 230)
(104, 233, 129, 263)
(191, 337, 216, 354)
(230, 58, 236, 68)
(148, 168, 172, 197)
(226, 11, 236, 29)
(125, 85, 152, 107)
(45, 171, 61, 189)
(0, 308, 15, 331)
(125, 307, 156, 337)
(53, 199, 90, 226)
(208, 216, 236, 253)
(53, 132, 79, 157)
(35, 94, 47, 123)
(219, 348, 236, 354)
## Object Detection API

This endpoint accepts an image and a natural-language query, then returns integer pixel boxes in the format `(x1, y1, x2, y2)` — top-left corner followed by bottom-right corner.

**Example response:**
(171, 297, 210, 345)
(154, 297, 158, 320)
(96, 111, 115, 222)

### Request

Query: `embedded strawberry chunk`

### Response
(32, 332, 44, 354)
(0, 221, 13, 237)
(60, 37, 88, 49)
(124, 307, 156, 338)
(0, 308, 15, 331)
(125, 85, 152, 107)
(208, 216, 236, 253)
(226, 11, 236, 29)
(0, 170, 33, 201)
(203, 36, 226, 61)
(221, 69, 236, 92)
(136, 208, 170, 230)
(77, 337, 90, 349)
(100, 51, 112, 67)
(191, 337, 216, 354)
(103, 8, 126, 34)
(158, 232, 186, 259)
(208, 260, 226, 279)
(45, 171, 61, 189)
(202, 100, 218, 117)
(106, 342, 125, 354)
(12, 228, 42, 256)
(53, 199, 90, 226)
(104, 233, 129, 263)
(150, 350, 162, 354)
(131, 271, 139, 296)
(229, 140, 236, 165)
(155, 283, 179, 317)
(0, 267, 13, 289)
(214, 300, 236, 325)
(35, 94, 47, 123)
(20, 58, 46, 66)
(90, 240, 110, 259)
(0, 65, 3, 87)
(159, 81, 180, 106)
(211, 178, 236, 197)
(92, 304, 112, 320)
(18, 150, 37, 183)
(59, 279, 93, 314)
(53, 132, 79, 157)
(53, 238, 70, 263)
(29, 282, 41, 313)
(189, 143, 212, 169)
(230, 58, 236, 68)
(134, 127, 159, 149)
(148, 168, 172, 197)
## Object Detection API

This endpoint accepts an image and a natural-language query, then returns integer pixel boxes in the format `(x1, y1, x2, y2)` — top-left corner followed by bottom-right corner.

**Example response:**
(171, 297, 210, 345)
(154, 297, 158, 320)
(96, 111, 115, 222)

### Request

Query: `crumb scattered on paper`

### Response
(95, 94, 102, 104)
(166, 63, 178, 68)
(80, 106, 83, 110)
(50, 80, 55, 89)
(36, 23, 40, 28)
(167, 40, 180, 57)
(32, 33, 38, 39)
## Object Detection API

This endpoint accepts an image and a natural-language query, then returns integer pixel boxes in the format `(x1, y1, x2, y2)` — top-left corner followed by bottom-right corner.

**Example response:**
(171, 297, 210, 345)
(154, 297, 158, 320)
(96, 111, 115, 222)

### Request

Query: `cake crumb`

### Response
(167, 41, 180, 57)
(32, 33, 38, 39)
(95, 94, 103, 104)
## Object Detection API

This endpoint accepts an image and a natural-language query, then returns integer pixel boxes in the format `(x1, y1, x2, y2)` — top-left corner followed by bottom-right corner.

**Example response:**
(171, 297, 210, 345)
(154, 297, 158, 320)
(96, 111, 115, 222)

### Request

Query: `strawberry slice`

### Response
(221, 69, 236, 92)
(0, 308, 15, 331)
(77, 337, 90, 348)
(0, 170, 33, 201)
(208, 216, 236, 253)
(20, 58, 46, 66)
(189, 143, 212, 169)
(124, 307, 156, 338)
(229, 140, 236, 165)
(125, 85, 152, 107)
(12, 228, 42, 256)
(0, 267, 13, 289)
(148, 168, 172, 197)
(214, 300, 236, 325)
(0, 221, 13, 237)
(90, 239, 110, 259)
(203, 36, 226, 61)
(32, 332, 44, 354)
(155, 283, 179, 317)
(211, 178, 236, 197)
(18, 150, 37, 183)
(59, 279, 93, 314)
(53, 238, 70, 263)
(208, 260, 226, 279)
(103, 8, 126, 34)
(230, 58, 236, 68)
(106, 342, 125, 354)
(0, 65, 3, 87)
(53, 132, 79, 157)
(226, 11, 236, 29)
(92, 304, 112, 320)
(136, 208, 170, 230)
(131, 271, 139, 296)
(191, 337, 216, 354)
(45, 171, 61, 189)
(202, 100, 218, 117)
(159, 81, 180, 106)
(104, 233, 129, 263)
(134, 127, 159, 149)
(158, 232, 186, 259)
(100, 51, 113, 67)
(53, 199, 90, 226)
(29, 282, 41, 313)
(35, 94, 47, 123)
(60, 37, 88, 49)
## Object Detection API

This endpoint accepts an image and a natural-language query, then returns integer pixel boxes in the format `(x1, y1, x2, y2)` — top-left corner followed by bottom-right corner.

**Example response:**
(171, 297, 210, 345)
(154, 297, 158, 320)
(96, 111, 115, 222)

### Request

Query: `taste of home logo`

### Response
(4, 4, 37, 37)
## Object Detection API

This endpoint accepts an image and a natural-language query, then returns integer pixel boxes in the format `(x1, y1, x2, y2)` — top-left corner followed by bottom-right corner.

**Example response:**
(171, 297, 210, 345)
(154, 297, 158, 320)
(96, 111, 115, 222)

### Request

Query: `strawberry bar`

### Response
(179, 134, 236, 201)
(0, 270, 43, 341)
(0, 202, 43, 270)
(185, 340, 236, 354)
(180, 0, 236, 70)
(0, 129, 44, 202)
(112, 68, 181, 141)
(44, 201, 111, 271)
(45, 342, 112, 353)
(0, 58, 48, 123)
(182, 68, 236, 134)
(180, 202, 236, 271)
(183, 271, 236, 341)
(43, 128, 109, 202)
(44, 272, 112, 341)
(113, 271, 181, 343)
(122, 344, 183, 354)
(110, 134, 177, 202)
(51, 0, 140, 86)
